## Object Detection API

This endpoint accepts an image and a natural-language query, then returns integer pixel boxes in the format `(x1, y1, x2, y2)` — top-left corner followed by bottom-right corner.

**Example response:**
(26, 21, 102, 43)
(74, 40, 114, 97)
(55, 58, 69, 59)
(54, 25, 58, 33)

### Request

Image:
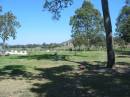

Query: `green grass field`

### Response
(0, 50, 130, 97)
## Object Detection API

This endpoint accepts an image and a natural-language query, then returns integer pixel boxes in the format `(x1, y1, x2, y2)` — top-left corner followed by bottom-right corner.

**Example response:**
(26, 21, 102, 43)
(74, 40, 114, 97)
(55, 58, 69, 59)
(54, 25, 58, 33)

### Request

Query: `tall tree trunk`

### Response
(2, 39, 6, 52)
(101, 0, 115, 68)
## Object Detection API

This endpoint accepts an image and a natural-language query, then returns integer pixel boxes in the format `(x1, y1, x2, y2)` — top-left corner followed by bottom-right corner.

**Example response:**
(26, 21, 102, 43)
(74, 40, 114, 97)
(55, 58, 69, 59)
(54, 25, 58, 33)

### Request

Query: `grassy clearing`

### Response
(0, 50, 130, 97)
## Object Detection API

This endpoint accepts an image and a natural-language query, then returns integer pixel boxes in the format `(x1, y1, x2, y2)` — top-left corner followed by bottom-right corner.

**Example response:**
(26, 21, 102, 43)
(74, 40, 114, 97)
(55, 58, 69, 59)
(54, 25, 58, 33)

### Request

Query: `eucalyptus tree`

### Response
(100, 0, 115, 68)
(0, 6, 3, 35)
(116, 1, 130, 43)
(70, 1, 103, 50)
(43, 0, 115, 68)
(0, 11, 21, 50)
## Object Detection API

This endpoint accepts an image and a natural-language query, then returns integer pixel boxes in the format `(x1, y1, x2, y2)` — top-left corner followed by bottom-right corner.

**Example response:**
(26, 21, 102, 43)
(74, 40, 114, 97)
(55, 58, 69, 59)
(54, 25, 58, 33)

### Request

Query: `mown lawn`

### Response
(0, 50, 130, 97)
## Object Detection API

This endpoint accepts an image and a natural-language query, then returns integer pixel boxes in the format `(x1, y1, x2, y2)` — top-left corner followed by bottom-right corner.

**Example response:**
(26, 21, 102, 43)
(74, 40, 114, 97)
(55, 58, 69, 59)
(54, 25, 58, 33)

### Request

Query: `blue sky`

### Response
(0, 0, 125, 45)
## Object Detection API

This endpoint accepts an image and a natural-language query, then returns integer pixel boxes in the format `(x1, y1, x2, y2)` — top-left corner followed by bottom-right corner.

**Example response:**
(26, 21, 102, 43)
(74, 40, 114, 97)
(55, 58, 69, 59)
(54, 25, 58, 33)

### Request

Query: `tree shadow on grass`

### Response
(0, 65, 32, 79)
(81, 61, 106, 70)
(30, 63, 130, 97)
(115, 50, 130, 56)
(66, 60, 106, 70)
(13, 53, 69, 61)
(116, 62, 130, 65)
(117, 55, 130, 58)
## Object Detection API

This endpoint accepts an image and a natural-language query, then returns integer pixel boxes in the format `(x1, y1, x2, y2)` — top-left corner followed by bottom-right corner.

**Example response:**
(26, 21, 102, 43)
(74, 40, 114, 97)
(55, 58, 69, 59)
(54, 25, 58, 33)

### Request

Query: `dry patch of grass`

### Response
(0, 79, 35, 97)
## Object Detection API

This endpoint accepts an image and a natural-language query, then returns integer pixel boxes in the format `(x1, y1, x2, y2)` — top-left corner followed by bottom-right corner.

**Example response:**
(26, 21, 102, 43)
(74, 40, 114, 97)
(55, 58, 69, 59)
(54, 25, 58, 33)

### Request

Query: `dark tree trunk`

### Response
(101, 0, 115, 68)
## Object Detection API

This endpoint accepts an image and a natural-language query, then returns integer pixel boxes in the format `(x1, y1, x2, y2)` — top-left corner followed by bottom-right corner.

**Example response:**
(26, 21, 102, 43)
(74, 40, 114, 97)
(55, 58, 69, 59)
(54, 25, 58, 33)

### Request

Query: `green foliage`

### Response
(126, 0, 130, 5)
(114, 36, 127, 50)
(0, 10, 21, 50)
(43, 0, 73, 19)
(70, 1, 104, 49)
(116, 5, 130, 43)
(0, 11, 21, 41)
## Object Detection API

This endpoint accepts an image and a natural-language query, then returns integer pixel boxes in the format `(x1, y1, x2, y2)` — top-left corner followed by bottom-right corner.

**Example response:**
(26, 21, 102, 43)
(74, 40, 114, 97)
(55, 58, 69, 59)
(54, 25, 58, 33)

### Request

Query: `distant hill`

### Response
(61, 39, 73, 47)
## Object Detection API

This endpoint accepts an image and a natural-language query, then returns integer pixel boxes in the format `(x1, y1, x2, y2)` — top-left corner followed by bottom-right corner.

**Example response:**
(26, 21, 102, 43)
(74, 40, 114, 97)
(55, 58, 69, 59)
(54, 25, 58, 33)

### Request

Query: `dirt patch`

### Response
(0, 79, 36, 97)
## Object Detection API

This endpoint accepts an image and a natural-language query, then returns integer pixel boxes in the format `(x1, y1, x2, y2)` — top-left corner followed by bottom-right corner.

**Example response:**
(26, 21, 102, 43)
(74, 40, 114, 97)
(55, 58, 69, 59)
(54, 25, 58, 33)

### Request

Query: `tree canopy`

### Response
(69, 1, 104, 50)
(116, 4, 130, 43)
(0, 10, 21, 50)
(43, 0, 73, 20)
